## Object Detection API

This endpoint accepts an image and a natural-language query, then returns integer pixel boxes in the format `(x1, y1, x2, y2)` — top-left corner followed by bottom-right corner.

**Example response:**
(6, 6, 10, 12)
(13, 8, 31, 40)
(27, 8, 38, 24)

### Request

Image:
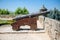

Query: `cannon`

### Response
(11, 11, 49, 31)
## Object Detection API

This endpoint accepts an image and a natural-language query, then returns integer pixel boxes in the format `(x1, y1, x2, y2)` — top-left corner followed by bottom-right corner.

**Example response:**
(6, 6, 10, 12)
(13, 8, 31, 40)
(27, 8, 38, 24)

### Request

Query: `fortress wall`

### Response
(39, 16, 60, 40)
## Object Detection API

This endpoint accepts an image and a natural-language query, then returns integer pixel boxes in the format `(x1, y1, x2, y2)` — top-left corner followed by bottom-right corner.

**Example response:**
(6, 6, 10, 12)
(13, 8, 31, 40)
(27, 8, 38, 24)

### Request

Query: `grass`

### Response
(0, 20, 15, 25)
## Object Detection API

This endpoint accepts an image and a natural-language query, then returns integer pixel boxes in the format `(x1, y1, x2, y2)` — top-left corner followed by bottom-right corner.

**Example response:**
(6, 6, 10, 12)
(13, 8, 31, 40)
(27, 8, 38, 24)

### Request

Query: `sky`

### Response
(0, 0, 60, 13)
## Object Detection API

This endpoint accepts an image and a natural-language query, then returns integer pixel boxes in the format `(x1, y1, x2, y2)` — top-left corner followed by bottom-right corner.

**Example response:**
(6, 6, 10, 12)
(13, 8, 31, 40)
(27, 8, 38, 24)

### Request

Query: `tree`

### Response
(6, 9, 10, 15)
(46, 8, 60, 21)
(15, 7, 22, 15)
(1, 9, 10, 15)
(53, 8, 60, 20)
(0, 9, 2, 15)
(22, 7, 29, 14)
(15, 7, 29, 15)
(47, 10, 54, 18)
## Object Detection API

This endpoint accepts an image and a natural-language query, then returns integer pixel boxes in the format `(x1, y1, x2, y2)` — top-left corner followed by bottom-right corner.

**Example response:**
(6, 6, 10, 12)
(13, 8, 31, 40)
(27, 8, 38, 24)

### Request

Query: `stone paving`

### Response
(0, 32, 51, 40)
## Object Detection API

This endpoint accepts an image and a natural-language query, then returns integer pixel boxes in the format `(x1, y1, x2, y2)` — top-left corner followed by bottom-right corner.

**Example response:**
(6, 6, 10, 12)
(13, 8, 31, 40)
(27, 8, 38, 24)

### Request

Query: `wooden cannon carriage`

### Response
(11, 6, 49, 31)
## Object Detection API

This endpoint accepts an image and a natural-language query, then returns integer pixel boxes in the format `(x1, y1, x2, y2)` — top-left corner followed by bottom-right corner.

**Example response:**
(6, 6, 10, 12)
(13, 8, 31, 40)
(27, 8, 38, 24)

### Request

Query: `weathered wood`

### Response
(11, 17, 37, 31)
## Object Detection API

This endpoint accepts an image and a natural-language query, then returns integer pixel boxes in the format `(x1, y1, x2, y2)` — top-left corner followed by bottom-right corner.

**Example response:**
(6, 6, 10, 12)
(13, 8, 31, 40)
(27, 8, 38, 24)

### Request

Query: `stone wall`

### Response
(39, 16, 60, 40)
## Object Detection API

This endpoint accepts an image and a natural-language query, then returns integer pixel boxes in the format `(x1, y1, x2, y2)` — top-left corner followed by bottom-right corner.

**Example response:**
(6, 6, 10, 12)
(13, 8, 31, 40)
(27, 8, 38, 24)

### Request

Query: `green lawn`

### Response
(0, 20, 14, 24)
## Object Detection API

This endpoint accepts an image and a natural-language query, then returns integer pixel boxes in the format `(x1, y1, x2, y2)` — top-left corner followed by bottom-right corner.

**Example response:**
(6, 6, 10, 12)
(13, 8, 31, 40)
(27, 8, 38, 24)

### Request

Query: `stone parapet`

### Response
(39, 16, 60, 40)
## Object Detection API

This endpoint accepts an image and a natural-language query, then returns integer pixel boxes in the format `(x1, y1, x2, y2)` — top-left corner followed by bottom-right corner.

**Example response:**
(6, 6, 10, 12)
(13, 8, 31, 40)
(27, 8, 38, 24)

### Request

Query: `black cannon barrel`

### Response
(13, 11, 50, 21)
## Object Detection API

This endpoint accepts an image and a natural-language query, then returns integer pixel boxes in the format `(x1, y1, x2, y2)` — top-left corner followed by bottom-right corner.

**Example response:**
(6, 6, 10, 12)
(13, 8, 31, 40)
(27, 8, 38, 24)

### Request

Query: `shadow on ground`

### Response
(17, 28, 44, 31)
